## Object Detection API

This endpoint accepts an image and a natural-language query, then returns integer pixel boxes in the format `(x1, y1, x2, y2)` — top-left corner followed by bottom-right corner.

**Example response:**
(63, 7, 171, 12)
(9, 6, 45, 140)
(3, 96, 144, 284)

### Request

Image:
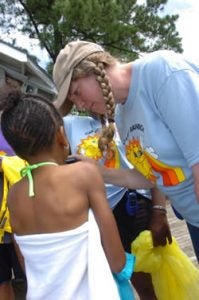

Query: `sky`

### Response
(163, 0, 199, 62)
(1, 0, 199, 68)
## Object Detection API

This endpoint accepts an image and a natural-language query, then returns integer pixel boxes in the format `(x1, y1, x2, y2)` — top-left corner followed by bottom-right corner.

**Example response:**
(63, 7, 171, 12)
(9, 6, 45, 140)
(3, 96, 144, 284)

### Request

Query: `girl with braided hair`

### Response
(53, 40, 199, 297)
(0, 86, 137, 300)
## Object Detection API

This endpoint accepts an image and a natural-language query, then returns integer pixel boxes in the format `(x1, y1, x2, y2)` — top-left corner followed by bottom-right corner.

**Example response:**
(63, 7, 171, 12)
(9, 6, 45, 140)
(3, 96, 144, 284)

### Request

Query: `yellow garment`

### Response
(0, 156, 26, 242)
(131, 230, 199, 300)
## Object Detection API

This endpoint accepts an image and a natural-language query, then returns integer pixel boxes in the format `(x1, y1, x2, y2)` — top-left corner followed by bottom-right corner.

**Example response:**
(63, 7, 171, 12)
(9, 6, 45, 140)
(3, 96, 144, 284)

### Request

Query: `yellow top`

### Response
(0, 155, 26, 243)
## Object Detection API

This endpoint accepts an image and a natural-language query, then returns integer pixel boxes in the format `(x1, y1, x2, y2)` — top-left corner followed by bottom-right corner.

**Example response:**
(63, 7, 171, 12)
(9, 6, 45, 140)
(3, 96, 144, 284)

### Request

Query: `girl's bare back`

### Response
(8, 161, 95, 235)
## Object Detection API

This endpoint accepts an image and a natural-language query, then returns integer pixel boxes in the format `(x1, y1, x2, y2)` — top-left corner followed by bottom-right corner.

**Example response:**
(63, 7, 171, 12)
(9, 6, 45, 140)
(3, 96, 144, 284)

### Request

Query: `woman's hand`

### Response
(150, 187, 172, 247)
(149, 210, 172, 247)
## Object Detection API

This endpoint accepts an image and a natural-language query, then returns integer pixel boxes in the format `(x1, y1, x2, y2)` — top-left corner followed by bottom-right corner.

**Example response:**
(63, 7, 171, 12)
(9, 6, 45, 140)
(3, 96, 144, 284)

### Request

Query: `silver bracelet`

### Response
(152, 205, 167, 213)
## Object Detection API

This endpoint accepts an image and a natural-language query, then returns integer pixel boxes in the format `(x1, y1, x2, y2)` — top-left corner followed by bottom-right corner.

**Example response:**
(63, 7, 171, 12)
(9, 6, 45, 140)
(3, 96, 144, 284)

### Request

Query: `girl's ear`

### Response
(56, 126, 71, 154)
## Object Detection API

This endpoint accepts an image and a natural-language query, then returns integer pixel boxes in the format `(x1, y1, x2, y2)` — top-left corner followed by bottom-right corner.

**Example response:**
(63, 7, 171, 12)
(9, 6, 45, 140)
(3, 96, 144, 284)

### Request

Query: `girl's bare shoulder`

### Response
(60, 161, 101, 185)
(64, 160, 99, 174)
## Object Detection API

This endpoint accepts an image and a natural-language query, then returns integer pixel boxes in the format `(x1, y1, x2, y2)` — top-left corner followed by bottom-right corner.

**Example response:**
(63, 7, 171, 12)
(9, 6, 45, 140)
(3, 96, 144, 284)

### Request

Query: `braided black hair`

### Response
(0, 85, 63, 158)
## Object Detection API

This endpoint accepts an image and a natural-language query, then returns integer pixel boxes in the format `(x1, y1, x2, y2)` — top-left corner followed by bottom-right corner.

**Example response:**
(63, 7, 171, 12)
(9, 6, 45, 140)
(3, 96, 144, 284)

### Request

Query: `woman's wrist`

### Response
(152, 205, 167, 214)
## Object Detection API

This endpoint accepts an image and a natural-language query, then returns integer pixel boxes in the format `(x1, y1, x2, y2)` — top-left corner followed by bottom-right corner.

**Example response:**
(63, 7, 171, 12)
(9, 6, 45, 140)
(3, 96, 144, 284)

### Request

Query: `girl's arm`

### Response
(85, 162, 126, 273)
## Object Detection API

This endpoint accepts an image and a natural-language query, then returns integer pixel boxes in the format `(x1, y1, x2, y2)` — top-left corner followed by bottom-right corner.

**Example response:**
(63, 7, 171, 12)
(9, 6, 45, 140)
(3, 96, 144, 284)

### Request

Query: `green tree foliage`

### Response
(0, 0, 182, 67)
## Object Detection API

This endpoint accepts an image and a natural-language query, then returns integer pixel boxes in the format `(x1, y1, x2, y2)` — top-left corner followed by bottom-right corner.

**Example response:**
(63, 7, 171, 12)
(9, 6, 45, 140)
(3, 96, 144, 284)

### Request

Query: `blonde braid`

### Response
(72, 51, 117, 152)
(93, 62, 115, 151)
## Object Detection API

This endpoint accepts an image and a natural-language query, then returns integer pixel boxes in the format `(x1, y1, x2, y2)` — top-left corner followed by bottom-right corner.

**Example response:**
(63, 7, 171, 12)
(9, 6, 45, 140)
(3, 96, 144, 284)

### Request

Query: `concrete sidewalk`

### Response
(167, 203, 197, 266)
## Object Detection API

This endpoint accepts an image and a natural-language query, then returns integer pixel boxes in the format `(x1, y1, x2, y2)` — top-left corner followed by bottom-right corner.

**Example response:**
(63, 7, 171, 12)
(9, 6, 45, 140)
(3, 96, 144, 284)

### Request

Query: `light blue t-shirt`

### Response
(64, 115, 132, 209)
(115, 50, 199, 227)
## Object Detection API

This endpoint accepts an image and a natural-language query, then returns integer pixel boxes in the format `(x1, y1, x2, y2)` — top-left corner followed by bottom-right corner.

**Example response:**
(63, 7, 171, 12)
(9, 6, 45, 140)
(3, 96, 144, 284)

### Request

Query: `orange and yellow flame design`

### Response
(126, 138, 185, 186)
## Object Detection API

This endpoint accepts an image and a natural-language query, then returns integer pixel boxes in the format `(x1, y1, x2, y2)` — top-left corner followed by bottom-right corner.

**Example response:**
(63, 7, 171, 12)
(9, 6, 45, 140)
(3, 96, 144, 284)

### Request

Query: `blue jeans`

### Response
(186, 222, 199, 263)
(172, 206, 199, 262)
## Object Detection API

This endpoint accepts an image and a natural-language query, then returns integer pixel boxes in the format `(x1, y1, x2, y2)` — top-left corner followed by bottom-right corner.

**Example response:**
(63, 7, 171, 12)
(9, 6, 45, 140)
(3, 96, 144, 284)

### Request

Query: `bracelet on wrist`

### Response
(152, 205, 167, 214)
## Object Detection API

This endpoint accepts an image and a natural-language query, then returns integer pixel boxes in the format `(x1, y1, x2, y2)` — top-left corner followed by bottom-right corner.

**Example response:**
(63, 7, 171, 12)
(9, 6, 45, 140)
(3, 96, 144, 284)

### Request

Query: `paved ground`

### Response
(167, 203, 197, 266)
(134, 202, 198, 299)
(12, 201, 198, 300)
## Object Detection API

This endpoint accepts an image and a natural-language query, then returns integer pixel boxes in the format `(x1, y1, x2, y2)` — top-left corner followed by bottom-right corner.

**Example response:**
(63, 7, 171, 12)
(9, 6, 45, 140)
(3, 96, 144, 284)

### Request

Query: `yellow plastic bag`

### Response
(131, 230, 199, 300)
